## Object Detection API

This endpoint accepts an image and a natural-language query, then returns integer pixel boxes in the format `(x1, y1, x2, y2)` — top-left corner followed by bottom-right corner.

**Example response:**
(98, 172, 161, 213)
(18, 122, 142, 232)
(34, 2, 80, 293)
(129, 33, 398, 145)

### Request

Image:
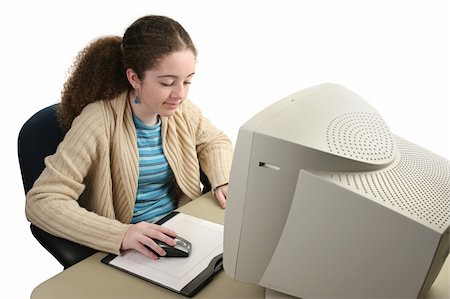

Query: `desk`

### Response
(32, 193, 449, 299)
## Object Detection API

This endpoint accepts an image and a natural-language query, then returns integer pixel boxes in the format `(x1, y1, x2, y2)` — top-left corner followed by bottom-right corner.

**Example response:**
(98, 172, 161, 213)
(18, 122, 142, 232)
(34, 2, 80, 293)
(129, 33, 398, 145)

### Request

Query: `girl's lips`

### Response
(164, 101, 180, 109)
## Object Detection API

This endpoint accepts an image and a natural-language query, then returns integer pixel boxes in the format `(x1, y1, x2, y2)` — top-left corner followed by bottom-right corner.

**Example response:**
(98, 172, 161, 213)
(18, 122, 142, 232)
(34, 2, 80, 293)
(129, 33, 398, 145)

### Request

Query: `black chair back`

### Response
(18, 104, 96, 269)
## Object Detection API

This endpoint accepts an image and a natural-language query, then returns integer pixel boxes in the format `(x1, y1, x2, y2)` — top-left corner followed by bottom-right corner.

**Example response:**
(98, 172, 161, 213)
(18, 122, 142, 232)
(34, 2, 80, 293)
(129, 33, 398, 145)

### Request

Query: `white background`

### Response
(1, 0, 448, 297)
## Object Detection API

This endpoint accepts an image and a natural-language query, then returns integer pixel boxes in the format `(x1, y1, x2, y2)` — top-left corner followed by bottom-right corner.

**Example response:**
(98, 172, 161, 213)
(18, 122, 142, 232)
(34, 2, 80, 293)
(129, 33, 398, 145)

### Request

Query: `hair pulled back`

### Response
(58, 15, 197, 131)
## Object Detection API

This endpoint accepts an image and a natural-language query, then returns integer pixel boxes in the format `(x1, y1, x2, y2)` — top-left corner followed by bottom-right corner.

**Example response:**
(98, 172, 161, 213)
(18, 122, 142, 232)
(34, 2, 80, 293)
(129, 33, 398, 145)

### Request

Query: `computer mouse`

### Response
(152, 236, 192, 258)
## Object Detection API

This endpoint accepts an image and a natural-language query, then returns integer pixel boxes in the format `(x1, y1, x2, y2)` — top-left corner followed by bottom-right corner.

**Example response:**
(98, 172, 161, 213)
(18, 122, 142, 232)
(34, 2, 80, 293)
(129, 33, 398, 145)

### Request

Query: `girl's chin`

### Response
(159, 109, 178, 117)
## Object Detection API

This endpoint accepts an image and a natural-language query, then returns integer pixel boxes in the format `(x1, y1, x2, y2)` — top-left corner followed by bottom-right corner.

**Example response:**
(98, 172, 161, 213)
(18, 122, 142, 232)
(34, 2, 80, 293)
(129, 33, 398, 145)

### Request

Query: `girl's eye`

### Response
(160, 81, 192, 87)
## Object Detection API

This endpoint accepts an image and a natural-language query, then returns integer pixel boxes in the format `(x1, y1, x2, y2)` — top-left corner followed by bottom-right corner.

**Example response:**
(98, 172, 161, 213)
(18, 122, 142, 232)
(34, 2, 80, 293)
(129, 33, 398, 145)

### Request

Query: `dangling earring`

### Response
(133, 95, 140, 104)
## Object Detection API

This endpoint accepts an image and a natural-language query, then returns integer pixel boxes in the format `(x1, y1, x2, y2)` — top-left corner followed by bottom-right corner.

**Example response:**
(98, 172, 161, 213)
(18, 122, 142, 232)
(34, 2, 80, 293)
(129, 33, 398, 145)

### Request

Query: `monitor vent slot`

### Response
(329, 137, 450, 229)
(327, 112, 395, 163)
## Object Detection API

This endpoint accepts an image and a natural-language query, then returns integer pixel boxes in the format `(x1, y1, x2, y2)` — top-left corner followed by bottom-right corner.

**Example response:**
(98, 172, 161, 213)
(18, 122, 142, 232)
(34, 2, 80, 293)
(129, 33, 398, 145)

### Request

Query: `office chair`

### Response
(18, 103, 212, 269)
(18, 104, 97, 269)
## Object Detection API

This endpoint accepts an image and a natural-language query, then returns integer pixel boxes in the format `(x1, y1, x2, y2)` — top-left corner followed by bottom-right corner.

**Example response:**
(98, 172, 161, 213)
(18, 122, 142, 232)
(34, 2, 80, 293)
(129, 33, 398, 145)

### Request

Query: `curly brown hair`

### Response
(58, 15, 197, 131)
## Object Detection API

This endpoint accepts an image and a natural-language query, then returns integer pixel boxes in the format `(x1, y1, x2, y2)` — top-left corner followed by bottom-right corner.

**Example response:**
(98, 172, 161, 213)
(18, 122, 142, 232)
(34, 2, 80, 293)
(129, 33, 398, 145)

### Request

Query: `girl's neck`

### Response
(129, 93, 158, 126)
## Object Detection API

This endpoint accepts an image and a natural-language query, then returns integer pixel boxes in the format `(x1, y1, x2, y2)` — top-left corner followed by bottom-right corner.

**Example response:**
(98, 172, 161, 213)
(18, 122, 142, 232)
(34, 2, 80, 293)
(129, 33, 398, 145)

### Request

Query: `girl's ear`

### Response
(125, 68, 140, 89)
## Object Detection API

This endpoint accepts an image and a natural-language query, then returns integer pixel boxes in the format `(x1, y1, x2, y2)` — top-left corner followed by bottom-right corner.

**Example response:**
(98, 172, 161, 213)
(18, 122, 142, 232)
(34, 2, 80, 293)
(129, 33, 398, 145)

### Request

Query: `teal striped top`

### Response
(131, 115, 176, 224)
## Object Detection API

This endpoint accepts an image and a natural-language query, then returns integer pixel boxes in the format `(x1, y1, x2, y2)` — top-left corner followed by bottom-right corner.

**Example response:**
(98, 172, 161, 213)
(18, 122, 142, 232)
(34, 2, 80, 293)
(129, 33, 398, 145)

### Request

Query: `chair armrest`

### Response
(30, 224, 96, 269)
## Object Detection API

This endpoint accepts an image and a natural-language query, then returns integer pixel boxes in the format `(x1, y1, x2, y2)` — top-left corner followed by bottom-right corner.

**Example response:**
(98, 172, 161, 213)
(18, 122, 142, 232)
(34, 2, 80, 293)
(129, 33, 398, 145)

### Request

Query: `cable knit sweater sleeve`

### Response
(188, 101, 233, 189)
(25, 102, 131, 255)
(163, 100, 233, 199)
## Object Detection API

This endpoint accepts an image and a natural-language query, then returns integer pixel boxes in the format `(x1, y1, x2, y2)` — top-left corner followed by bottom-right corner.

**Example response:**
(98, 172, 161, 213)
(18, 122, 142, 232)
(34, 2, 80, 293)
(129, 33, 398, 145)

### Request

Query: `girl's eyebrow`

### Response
(157, 72, 195, 79)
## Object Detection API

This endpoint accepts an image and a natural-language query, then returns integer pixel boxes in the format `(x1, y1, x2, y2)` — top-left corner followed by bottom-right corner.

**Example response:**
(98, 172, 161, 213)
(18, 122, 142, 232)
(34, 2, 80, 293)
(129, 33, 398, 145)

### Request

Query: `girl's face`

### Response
(127, 50, 196, 125)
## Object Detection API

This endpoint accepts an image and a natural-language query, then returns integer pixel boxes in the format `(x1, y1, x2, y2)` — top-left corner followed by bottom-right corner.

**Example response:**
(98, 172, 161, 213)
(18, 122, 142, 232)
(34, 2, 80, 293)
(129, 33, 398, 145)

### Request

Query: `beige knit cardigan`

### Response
(25, 92, 233, 255)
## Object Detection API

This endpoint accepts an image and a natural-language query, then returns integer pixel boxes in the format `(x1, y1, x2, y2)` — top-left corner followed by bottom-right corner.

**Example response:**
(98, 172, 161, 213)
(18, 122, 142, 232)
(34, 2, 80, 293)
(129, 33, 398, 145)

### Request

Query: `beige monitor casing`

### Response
(223, 83, 450, 298)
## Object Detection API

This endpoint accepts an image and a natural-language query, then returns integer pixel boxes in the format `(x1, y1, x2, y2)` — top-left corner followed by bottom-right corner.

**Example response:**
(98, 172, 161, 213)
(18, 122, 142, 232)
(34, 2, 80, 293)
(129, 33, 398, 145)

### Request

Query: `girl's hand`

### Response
(214, 184, 228, 209)
(121, 222, 177, 260)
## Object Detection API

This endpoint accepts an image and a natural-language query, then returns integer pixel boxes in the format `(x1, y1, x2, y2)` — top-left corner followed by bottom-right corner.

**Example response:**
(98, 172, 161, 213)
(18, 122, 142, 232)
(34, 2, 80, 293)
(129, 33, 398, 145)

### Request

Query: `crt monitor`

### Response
(223, 83, 449, 298)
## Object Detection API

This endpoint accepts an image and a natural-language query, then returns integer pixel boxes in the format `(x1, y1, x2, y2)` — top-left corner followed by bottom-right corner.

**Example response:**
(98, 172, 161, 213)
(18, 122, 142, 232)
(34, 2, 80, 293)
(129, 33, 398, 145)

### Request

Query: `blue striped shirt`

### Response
(131, 115, 176, 224)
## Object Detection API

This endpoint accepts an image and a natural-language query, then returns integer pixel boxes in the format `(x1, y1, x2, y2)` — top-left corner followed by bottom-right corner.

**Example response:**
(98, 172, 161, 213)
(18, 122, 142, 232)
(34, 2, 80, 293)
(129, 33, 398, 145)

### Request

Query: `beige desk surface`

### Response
(32, 193, 449, 299)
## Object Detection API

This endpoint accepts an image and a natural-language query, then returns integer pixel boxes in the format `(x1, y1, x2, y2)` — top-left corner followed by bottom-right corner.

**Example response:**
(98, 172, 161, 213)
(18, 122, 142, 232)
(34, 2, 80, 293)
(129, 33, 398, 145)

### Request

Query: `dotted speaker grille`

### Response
(328, 137, 450, 229)
(327, 112, 395, 163)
